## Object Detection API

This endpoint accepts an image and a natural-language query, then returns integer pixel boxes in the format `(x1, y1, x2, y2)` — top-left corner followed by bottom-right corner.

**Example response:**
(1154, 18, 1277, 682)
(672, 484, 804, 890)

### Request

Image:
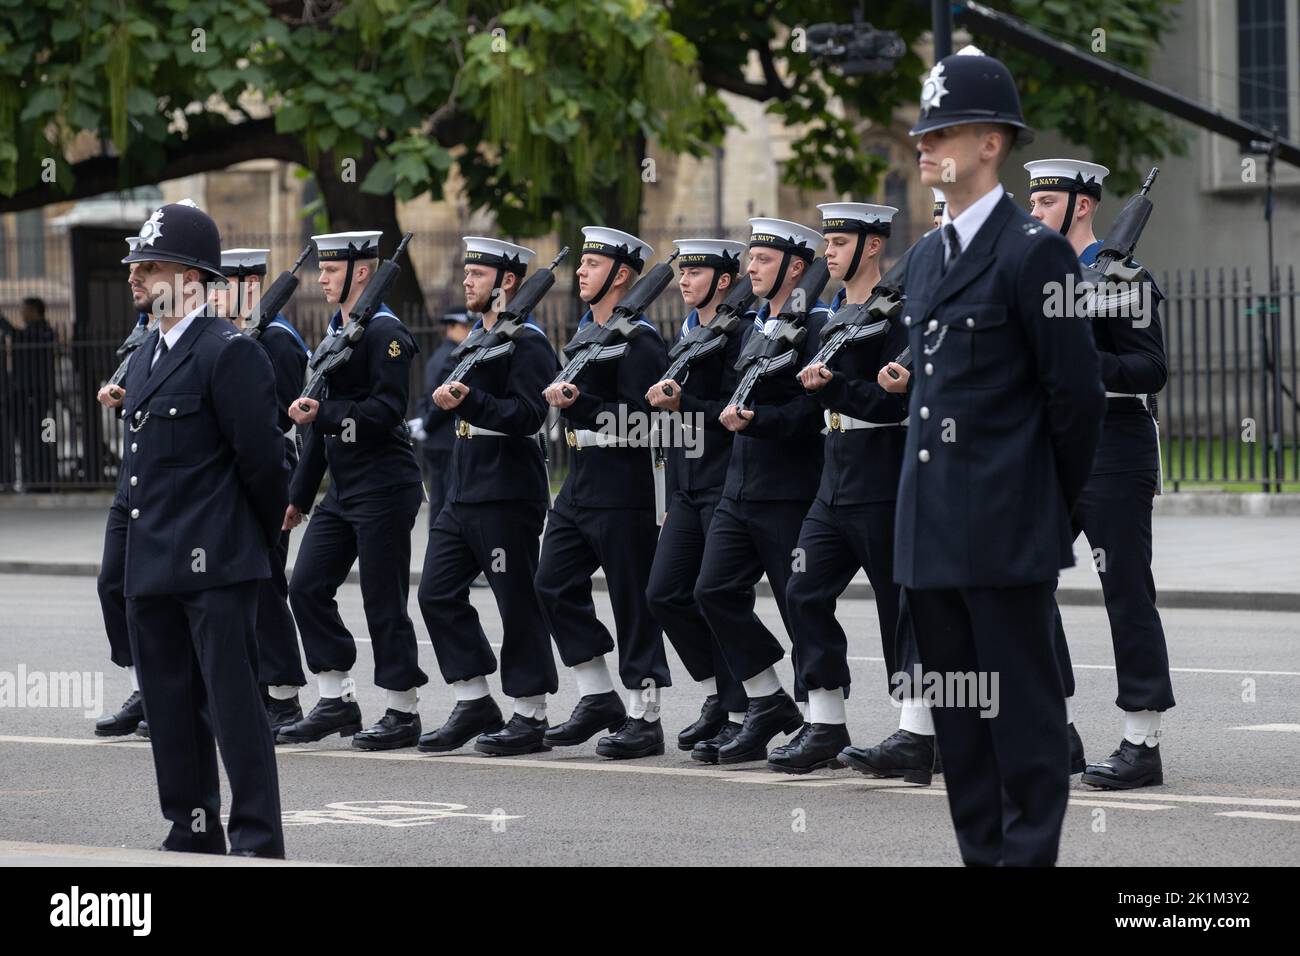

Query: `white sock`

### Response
(387, 688, 419, 714)
(742, 666, 780, 699)
(267, 684, 298, 701)
(699, 676, 718, 696)
(318, 670, 354, 701)
(574, 655, 615, 697)
(1065, 695, 1075, 725)
(1124, 709, 1162, 747)
(452, 676, 490, 702)
(808, 687, 846, 725)
(898, 697, 935, 736)
(127, 665, 140, 693)
(514, 695, 547, 720)
(628, 685, 661, 722)
(728, 711, 746, 724)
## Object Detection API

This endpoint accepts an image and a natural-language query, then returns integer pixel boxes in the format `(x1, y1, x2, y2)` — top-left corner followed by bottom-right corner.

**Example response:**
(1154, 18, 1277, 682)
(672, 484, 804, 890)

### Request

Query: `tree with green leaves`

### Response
(0, 0, 1186, 306)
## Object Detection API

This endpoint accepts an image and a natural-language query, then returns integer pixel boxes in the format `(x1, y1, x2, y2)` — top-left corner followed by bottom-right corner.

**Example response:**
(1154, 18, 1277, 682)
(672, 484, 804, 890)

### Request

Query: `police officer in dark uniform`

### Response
(645, 238, 750, 751)
(417, 236, 560, 755)
(775, 203, 930, 776)
(416, 310, 470, 529)
(117, 200, 289, 856)
(1025, 158, 1173, 789)
(895, 48, 1105, 865)
(92, 235, 154, 739)
(277, 231, 429, 750)
(536, 226, 672, 759)
(693, 217, 831, 765)
(216, 248, 311, 733)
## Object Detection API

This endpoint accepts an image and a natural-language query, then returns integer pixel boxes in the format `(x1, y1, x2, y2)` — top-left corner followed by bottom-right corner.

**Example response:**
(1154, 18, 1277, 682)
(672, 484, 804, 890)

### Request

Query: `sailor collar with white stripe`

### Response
(328, 303, 397, 335)
(577, 308, 656, 332)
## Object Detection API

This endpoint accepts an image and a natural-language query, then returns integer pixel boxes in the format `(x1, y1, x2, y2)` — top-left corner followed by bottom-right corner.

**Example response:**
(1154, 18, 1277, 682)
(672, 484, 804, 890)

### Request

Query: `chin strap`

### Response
(698, 268, 725, 309)
(766, 250, 794, 301)
(842, 233, 868, 282)
(589, 260, 622, 305)
(338, 241, 364, 303)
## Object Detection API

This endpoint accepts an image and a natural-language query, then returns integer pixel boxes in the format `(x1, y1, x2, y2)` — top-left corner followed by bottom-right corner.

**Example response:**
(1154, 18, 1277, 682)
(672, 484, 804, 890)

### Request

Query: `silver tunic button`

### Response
(130, 508, 140, 519)
(924, 362, 934, 376)
(130, 476, 138, 487)
(134, 410, 142, 420)
(920, 406, 930, 420)
(130, 442, 137, 453)
(903, 315, 912, 327)
(169, 407, 177, 416)
(927, 319, 938, 333)
(966, 316, 975, 328)
(918, 449, 930, 463)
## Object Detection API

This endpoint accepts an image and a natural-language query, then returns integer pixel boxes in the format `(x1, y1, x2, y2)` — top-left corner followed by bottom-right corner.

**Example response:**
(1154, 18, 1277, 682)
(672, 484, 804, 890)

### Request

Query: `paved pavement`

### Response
(1, 572, 1297, 866)
(1, 501, 1298, 609)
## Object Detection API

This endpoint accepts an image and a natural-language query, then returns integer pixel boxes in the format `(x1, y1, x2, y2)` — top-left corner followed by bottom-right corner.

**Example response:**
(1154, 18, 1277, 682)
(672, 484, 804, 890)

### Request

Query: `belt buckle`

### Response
(829, 411, 843, 432)
(566, 428, 578, 450)
(456, 419, 470, 439)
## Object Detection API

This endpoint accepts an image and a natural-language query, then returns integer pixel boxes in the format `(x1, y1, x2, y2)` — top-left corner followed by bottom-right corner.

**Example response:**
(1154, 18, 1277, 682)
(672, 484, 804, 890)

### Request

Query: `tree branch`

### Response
(0, 118, 307, 213)
(699, 62, 792, 102)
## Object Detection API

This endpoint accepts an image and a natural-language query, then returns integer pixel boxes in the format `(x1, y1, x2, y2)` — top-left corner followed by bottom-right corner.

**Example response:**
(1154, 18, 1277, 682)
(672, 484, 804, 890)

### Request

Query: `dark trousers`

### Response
(906, 582, 1068, 867)
(126, 580, 284, 858)
(786, 498, 916, 696)
(423, 449, 451, 531)
(256, 528, 307, 688)
(1055, 469, 1174, 712)
(535, 497, 669, 690)
(646, 490, 746, 713)
(288, 484, 427, 691)
(418, 499, 558, 699)
(695, 496, 811, 700)
(97, 500, 132, 668)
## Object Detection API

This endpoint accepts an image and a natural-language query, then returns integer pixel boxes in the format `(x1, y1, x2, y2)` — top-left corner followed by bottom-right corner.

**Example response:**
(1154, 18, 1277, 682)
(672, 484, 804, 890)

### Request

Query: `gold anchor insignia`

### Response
(565, 428, 578, 449)
(829, 411, 843, 432)
(387, 339, 401, 358)
(456, 419, 470, 438)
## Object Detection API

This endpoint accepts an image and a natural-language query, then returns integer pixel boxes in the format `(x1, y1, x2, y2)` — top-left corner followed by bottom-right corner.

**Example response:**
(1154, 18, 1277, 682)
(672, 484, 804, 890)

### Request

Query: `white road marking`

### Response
(846, 656, 1300, 677)
(1215, 811, 1300, 822)
(1230, 724, 1300, 732)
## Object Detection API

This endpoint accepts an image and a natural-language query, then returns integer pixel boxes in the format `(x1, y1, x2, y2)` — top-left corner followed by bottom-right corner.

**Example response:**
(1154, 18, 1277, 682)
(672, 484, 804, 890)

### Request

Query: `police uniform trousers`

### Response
(1056, 468, 1173, 712)
(418, 499, 558, 699)
(256, 527, 306, 689)
(97, 499, 132, 668)
(694, 496, 811, 700)
(786, 498, 919, 697)
(646, 490, 746, 713)
(535, 497, 670, 690)
(288, 483, 428, 691)
(906, 582, 1068, 867)
(126, 580, 285, 857)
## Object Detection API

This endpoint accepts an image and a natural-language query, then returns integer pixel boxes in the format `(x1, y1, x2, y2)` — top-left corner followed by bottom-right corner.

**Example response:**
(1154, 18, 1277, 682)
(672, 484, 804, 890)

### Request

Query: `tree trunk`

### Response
(313, 147, 427, 323)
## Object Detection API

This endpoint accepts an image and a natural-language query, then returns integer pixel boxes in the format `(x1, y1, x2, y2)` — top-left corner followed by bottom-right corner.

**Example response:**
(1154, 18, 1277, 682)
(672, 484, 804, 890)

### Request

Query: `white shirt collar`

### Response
(152, 303, 206, 363)
(940, 183, 1005, 256)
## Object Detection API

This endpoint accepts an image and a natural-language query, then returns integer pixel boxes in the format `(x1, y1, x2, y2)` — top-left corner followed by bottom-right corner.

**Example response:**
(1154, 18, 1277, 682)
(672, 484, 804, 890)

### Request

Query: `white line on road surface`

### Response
(1215, 811, 1300, 822)
(844, 656, 1300, 677)
(1230, 724, 1300, 732)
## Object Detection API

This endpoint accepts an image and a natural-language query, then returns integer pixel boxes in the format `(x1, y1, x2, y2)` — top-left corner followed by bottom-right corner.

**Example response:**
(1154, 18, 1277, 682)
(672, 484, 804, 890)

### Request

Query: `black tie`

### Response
(149, 338, 169, 377)
(942, 224, 961, 274)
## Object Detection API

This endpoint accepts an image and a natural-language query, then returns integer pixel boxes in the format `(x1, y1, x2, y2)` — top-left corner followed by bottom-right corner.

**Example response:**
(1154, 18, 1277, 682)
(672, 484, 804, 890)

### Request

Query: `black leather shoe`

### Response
(475, 714, 550, 755)
(275, 696, 363, 744)
(1081, 739, 1163, 790)
(418, 697, 504, 753)
(264, 692, 303, 735)
(717, 690, 802, 765)
(691, 721, 741, 764)
(1068, 722, 1086, 775)
(840, 728, 938, 785)
(96, 690, 145, 737)
(597, 716, 665, 759)
(677, 695, 725, 751)
(542, 691, 626, 748)
(135, 719, 150, 739)
(353, 709, 421, 751)
(768, 722, 850, 774)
